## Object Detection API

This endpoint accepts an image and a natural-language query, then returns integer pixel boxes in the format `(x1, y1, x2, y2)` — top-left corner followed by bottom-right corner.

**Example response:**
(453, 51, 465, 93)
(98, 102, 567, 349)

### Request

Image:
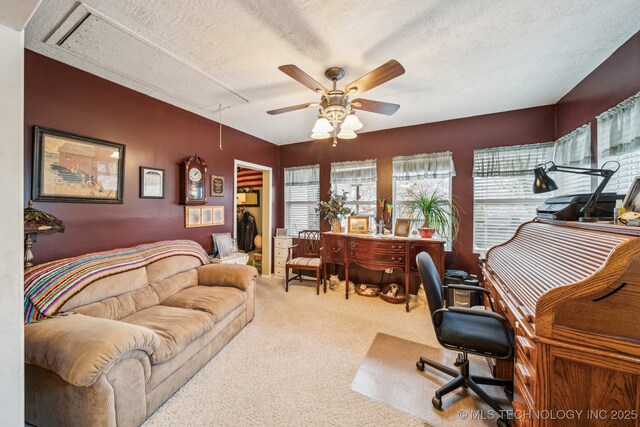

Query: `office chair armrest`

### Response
(443, 285, 494, 311)
(446, 306, 507, 322)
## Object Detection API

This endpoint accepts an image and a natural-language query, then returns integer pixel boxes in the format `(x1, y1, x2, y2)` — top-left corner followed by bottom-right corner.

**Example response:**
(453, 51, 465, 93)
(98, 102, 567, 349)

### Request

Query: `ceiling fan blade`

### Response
(267, 102, 318, 115)
(351, 98, 400, 115)
(278, 65, 329, 93)
(345, 60, 405, 95)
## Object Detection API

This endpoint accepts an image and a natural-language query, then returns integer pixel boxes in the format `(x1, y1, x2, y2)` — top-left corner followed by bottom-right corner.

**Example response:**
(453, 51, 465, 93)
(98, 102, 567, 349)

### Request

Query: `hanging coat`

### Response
(237, 211, 258, 252)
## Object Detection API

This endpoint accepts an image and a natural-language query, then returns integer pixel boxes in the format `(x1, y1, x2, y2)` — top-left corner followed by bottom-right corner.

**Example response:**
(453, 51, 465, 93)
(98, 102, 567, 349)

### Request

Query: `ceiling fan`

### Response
(267, 60, 405, 146)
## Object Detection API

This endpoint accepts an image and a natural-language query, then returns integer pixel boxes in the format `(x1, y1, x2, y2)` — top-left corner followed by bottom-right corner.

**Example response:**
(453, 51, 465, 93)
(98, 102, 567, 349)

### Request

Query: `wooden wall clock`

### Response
(179, 154, 207, 205)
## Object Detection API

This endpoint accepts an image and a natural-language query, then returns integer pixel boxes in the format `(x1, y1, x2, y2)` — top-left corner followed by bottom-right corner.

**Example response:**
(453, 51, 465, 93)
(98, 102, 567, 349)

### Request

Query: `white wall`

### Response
(0, 23, 25, 426)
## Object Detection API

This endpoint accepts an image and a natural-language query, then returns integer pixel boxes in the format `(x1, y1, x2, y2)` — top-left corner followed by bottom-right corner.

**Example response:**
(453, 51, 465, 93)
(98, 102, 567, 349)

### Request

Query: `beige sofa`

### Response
(24, 251, 257, 427)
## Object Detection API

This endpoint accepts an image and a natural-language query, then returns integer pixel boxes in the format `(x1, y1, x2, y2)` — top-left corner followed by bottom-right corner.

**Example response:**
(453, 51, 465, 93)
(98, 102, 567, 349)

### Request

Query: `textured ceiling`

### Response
(25, 1, 640, 145)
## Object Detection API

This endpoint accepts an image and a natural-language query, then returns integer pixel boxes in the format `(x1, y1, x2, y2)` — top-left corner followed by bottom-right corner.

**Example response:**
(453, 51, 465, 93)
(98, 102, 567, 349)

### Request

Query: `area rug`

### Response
(351, 332, 511, 427)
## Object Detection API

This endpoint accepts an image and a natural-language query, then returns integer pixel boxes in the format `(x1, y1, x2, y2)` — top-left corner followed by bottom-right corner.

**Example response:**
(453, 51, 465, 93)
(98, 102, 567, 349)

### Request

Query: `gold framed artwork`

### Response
(348, 216, 370, 234)
(210, 175, 224, 197)
(394, 219, 411, 237)
(185, 206, 224, 228)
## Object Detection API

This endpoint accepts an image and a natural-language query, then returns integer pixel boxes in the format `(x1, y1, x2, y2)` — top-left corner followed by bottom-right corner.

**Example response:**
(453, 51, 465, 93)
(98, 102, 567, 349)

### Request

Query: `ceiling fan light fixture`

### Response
(337, 129, 357, 140)
(311, 131, 331, 140)
(341, 112, 363, 131)
(312, 115, 334, 134)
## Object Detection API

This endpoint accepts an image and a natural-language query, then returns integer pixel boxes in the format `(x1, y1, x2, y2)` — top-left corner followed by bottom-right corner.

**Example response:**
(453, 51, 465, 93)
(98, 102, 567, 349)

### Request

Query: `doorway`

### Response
(234, 160, 272, 277)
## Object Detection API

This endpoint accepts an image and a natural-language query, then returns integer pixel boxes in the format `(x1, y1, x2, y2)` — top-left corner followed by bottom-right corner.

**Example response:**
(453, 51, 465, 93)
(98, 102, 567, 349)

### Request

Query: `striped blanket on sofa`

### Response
(24, 240, 210, 324)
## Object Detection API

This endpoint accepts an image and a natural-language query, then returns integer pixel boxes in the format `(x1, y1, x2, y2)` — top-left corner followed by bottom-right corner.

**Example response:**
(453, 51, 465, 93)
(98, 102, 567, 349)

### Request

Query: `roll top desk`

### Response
(483, 220, 640, 426)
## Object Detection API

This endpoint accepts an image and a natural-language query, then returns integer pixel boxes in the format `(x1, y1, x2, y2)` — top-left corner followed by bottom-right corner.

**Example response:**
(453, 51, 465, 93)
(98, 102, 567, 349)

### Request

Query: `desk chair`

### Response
(285, 230, 324, 295)
(415, 252, 513, 427)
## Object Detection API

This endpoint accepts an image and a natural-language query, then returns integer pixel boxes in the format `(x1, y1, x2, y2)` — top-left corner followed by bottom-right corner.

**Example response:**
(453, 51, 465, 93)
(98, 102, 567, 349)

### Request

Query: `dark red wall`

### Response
(24, 51, 279, 263)
(278, 106, 557, 275)
(555, 32, 640, 137)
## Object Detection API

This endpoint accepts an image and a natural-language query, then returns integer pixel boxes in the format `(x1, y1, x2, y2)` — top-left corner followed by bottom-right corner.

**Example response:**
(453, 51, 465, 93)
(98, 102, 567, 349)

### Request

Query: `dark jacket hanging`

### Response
(237, 211, 258, 252)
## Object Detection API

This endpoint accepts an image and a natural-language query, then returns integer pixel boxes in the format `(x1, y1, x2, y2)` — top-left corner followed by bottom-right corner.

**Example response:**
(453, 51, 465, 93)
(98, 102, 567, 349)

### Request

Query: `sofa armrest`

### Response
(25, 314, 160, 387)
(197, 264, 258, 291)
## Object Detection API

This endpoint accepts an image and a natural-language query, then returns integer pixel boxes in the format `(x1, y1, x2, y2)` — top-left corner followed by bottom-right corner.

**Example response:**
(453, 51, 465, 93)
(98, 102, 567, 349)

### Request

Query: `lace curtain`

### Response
(284, 164, 320, 186)
(392, 152, 455, 179)
(330, 159, 377, 184)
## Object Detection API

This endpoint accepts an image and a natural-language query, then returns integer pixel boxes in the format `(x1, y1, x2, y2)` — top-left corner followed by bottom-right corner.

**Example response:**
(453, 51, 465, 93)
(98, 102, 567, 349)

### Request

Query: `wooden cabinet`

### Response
(273, 236, 292, 278)
(321, 233, 445, 311)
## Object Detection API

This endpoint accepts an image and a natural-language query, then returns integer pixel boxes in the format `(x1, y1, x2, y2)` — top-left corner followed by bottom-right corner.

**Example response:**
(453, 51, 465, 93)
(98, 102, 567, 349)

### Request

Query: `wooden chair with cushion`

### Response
(285, 230, 325, 295)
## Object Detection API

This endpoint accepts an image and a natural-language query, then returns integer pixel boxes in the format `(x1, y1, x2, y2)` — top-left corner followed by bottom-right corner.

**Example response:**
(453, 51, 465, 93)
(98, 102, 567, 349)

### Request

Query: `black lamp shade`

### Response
(533, 167, 558, 194)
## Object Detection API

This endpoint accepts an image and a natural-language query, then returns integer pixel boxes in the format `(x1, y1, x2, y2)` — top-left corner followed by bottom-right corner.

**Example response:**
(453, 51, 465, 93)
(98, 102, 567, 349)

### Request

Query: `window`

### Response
(597, 92, 640, 196)
(473, 143, 555, 253)
(284, 165, 320, 236)
(330, 160, 377, 220)
(552, 124, 592, 196)
(392, 152, 455, 247)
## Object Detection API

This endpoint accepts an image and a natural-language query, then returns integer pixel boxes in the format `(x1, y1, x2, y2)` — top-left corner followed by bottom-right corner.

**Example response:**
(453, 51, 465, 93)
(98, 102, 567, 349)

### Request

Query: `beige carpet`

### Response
(352, 333, 511, 426)
(142, 277, 497, 426)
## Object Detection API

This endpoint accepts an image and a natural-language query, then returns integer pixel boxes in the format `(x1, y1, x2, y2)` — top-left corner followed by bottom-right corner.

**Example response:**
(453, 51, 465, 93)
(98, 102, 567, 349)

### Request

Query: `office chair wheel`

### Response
(431, 396, 442, 410)
(416, 361, 425, 371)
(497, 417, 509, 427)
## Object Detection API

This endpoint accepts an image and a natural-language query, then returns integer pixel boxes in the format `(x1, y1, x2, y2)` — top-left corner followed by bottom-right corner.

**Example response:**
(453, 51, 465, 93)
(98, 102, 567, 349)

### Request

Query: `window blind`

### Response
(330, 159, 377, 217)
(473, 143, 554, 253)
(392, 152, 455, 249)
(284, 165, 320, 236)
(597, 92, 640, 196)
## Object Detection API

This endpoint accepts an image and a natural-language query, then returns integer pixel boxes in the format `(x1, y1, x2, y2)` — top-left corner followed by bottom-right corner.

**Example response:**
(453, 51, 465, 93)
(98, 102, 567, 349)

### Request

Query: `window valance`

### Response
(330, 159, 377, 184)
(284, 165, 319, 186)
(554, 124, 591, 167)
(392, 152, 455, 180)
(473, 143, 555, 178)
(597, 92, 640, 157)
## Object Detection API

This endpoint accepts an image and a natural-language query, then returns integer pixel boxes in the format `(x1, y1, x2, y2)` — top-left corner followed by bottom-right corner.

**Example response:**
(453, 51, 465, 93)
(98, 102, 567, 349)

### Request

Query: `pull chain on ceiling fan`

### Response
(267, 60, 405, 146)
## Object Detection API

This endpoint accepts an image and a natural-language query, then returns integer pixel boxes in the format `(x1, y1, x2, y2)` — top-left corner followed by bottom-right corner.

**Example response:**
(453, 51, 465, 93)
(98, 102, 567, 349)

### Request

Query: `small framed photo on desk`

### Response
(348, 216, 369, 234)
(623, 176, 640, 213)
(394, 219, 411, 237)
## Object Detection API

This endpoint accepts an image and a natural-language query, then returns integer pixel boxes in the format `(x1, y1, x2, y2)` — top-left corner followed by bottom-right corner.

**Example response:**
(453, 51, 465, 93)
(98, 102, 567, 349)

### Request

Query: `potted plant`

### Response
(317, 190, 353, 233)
(406, 187, 459, 241)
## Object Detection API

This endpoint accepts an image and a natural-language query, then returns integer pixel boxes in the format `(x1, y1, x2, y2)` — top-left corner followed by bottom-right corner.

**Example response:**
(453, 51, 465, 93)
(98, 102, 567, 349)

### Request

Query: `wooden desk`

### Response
(321, 232, 445, 311)
(483, 220, 640, 426)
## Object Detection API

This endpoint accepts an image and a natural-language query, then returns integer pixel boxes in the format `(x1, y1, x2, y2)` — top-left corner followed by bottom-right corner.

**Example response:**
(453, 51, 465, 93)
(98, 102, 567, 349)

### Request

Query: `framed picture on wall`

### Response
(139, 166, 164, 199)
(32, 126, 125, 203)
(210, 175, 224, 197)
(185, 206, 224, 228)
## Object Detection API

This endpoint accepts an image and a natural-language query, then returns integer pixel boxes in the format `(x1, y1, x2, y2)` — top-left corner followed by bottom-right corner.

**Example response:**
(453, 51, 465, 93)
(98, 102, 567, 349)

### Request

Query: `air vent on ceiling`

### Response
(46, 3, 250, 112)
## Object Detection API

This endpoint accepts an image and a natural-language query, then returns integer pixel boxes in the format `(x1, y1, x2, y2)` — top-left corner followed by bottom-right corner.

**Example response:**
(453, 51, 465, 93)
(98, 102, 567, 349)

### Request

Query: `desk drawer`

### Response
(351, 250, 404, 265)
(324, 237, 345, 263)
(274, 266, 286, 277)
(515, 346, 536, 404)
(274, 248, 288, 259)
(274, 257, 286, 268)
(348, 240, 404, 253)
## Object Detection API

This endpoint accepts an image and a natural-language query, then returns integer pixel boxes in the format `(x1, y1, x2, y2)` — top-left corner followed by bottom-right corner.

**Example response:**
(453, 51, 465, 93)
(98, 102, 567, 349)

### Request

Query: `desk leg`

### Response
(345, 263, 350, 300)
(405, 270, 410, 312)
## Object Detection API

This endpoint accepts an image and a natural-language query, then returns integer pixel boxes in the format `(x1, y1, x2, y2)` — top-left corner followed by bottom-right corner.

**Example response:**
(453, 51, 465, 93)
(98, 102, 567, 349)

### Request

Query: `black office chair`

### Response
(415, 252, 513, 427)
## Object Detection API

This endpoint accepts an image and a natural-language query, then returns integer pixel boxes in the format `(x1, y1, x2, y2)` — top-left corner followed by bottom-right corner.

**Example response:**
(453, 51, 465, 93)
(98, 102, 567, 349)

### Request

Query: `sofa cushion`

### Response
(72, 285, 160, 320)
(121, 306, 214, 364)
(146, 255, 203, 283)
(161, 286, 245, 322)
(60, 267, 148, 312)
(150, 269, 198, 303)
(197, 264, 258, 291)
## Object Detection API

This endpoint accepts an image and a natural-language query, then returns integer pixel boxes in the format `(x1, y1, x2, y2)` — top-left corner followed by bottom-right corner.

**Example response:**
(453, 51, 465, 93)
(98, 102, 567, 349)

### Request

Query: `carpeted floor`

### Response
(142, 276, 496, 426)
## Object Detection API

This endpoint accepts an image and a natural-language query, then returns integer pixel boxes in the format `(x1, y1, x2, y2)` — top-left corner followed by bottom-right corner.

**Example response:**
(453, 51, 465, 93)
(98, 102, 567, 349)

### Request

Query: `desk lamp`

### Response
(533, 161, 619, 222)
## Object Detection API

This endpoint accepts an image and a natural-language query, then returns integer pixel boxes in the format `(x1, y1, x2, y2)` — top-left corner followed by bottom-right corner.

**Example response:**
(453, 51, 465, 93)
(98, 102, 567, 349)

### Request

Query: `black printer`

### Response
(536, 193, 619, 221)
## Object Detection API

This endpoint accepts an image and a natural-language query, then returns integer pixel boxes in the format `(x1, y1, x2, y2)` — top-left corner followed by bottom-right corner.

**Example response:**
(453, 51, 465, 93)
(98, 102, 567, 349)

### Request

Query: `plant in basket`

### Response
(317, 190, 353, 233)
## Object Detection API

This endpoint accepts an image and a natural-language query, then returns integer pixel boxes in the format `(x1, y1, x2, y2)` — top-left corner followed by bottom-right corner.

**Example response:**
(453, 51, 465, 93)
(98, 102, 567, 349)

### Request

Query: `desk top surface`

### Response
(321, 232, 446, 243)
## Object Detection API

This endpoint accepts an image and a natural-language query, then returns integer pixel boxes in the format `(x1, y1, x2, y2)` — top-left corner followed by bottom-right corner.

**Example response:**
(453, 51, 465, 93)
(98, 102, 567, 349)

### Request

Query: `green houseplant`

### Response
(317, 190, 353, 233)
(406, 187, 459, 241)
